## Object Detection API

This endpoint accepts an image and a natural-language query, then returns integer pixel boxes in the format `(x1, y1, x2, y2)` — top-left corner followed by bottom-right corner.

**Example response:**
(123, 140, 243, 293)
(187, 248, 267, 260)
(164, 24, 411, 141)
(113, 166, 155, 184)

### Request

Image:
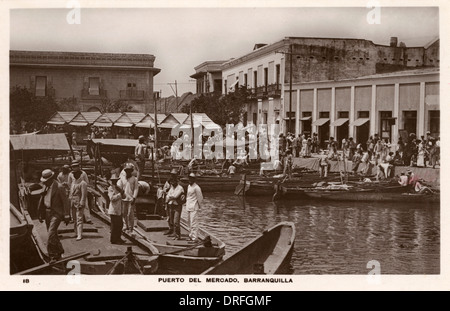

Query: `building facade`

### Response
(221, 43, 285, 129)
(190, 61, 226, 95)
(10, 50, 161, 113)
(220, 37, 439, 147)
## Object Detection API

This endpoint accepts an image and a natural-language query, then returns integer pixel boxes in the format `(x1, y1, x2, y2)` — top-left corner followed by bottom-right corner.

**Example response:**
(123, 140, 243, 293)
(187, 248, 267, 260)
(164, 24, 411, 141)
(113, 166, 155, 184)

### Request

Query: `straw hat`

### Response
(41, 169, 55, 182)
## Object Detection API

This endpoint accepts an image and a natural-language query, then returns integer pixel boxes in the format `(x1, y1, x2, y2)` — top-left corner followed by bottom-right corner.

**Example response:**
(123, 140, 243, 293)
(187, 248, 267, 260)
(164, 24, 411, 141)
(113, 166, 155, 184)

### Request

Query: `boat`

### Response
(11, 133, 158, 275)
(17, 182, 158, 275)
(303, 188, 440, 203)
(201, 222, 295, 275)
(90, 185, 226, 275)
(10, 203, 46, 274)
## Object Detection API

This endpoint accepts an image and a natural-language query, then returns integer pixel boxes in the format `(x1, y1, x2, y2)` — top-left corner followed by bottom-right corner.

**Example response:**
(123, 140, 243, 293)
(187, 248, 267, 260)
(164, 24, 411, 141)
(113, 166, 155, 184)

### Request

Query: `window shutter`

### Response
(47, 75, 53, 88)
(83, 77, 89, 89)
(30, 76, 36, 91)
(48, 76, 55, 97)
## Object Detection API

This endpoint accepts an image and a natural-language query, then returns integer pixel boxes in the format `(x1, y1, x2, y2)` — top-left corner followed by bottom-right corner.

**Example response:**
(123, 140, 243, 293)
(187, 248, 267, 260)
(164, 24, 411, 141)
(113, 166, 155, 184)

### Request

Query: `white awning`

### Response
(311, 118, 330, 126)
(331, 118, 349, 127)
(47, 121, 65, 125)
(135, 123, 154, 128)
(351, 118, 370, 127)
(114, 123, 133, 128)
(69, 122, 89, 127)
(93, 122, 112, 127)
(300, 116, 312, 121)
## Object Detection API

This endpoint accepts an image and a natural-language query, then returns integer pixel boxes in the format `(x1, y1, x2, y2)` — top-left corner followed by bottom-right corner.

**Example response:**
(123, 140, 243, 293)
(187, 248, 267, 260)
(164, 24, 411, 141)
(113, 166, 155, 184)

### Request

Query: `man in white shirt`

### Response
(135, 135, 147, 180)
(68, 160, 92, 224)
(186, 173, 203, 242)
(117, 163, 139, 233)
(165, 176, 184, 240)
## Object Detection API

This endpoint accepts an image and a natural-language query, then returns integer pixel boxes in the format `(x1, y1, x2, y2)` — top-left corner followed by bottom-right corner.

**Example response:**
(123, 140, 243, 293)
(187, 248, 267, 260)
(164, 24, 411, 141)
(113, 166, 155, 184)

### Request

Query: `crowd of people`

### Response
(37, 135, 205, 261)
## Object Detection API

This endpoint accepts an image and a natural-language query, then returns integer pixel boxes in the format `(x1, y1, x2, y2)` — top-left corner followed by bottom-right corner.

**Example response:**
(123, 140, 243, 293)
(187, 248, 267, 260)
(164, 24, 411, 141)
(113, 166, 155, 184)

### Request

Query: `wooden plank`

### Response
(137, 220, 169, 232)
(57, 225, 99, 234)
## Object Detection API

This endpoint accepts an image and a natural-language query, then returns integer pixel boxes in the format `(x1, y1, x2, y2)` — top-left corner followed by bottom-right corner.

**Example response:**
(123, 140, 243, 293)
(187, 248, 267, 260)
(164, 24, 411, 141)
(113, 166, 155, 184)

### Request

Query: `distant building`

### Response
(190, 61, 227, 95)
(10, 50, 161, 113)
(220, 36, 439, 146)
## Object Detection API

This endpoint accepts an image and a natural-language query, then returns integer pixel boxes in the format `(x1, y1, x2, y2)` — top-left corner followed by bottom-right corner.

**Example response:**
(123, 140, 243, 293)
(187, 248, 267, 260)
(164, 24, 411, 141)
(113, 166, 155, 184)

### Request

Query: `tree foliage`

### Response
(99, 96, 132, 113)
(57, 96, 78, 111)
(181, 87, 254, 127)
(10, 86, 58, 133)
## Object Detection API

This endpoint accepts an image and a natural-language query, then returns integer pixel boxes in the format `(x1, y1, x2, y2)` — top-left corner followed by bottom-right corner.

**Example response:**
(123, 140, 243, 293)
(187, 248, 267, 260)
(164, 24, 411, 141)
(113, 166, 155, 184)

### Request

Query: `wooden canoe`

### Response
(10, 204, 46, 274)
(303, 189, 440, 203)
(201, 222, 295, 275)
(17, 184, 158, 275)
(90, 186, 226, 274)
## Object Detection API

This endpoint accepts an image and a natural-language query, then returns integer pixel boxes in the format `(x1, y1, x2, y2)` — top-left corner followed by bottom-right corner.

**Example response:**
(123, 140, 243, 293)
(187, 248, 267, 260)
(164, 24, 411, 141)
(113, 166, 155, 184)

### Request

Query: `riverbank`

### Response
(292, 157, 440, 185)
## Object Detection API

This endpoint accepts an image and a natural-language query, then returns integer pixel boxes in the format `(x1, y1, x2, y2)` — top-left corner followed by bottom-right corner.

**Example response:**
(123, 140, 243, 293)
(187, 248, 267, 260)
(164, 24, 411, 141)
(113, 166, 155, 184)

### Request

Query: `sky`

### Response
(10, 6, 439, 97)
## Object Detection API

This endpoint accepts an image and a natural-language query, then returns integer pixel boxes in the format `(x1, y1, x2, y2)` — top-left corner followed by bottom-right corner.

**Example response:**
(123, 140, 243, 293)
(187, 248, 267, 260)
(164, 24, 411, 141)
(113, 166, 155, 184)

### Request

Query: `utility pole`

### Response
(190, 100, 194, 159)
(154, 92, 159, 151)
(175, 80, 178, 112)
(168, 80, 179, 112)
(289, 44, 293, 134)
(276, 44, 304, 135)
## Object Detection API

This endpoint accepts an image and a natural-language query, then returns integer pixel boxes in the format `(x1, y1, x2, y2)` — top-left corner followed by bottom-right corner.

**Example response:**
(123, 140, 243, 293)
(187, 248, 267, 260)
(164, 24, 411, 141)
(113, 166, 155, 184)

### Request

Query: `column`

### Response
(268, 97, 274, 127)
(349, 85, 355, 138)
(393, 83, 400, 147)
(257, 98, 263, 128)
(330, 87, 336, 137)
(419, 82, 425, 137)
(370, 84, 376, 136)
(312, 88, 318, 134)
(295, 90, 300, 136)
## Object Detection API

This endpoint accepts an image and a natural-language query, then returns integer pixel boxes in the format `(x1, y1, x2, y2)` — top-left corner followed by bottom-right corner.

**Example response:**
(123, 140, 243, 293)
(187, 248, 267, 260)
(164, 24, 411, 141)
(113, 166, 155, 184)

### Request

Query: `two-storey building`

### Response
(10, 50, 161, 113)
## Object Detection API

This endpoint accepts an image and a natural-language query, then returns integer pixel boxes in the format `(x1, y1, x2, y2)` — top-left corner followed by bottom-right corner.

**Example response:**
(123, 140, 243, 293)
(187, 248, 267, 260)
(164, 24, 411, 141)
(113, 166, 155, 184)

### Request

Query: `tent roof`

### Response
(123, 112, 146, 124)
(104, 113, 123, 123)
(159, 113, 189, 128)
(92, 114, 114, 127)
(70, 113, 89, 125)
(10, 133, 70, 151)
(182, 113, 220, 129)
(47, 111, 78, 125)
(91, 138, 138, 147)
(79, 111, 102, 123)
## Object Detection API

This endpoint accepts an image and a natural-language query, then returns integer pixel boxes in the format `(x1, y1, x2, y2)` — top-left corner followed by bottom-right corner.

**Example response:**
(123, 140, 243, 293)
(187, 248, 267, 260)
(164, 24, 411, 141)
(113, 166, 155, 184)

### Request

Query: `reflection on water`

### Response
(183, 193, 440, 274)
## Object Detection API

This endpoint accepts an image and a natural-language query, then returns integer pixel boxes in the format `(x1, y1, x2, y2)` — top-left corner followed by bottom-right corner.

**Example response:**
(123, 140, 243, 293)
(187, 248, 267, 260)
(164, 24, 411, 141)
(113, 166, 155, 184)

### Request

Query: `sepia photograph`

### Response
(3, 0, 447, 291)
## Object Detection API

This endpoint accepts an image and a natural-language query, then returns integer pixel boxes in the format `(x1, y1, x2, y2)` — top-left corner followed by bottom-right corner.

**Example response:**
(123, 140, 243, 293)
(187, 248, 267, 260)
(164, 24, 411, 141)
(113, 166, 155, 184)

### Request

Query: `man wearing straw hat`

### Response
(108, 173, 125, 244)
(39, 169, 71, 261)
(117, 163, 139, 233)
(68, 160, 92, 224)
(186, 173, 203, 242)
(135, 135, 148, 180)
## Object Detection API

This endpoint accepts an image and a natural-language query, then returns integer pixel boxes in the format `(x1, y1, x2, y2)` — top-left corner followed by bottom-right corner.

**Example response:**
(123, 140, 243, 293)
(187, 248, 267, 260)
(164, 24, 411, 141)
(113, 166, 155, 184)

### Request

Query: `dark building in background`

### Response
(10, 50, 161, 113)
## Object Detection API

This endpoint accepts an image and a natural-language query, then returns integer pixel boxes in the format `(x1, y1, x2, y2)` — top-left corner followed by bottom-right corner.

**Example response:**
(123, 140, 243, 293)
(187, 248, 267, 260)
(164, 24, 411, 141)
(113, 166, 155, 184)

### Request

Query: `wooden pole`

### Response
(151, 147, 155, 181)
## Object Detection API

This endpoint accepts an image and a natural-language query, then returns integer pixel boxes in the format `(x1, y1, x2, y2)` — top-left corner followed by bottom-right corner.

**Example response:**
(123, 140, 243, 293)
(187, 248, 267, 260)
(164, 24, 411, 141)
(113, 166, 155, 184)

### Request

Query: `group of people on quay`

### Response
(37, 134, 204, 261)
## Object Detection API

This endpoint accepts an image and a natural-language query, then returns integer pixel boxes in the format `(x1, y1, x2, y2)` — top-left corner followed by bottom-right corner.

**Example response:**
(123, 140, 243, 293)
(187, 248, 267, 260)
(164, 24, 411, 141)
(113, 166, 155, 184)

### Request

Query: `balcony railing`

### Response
(267, 83, 281, 97)
(119, 89, 145, 100)
(81, 88, 107, 99)
(250, 84, 281, 99)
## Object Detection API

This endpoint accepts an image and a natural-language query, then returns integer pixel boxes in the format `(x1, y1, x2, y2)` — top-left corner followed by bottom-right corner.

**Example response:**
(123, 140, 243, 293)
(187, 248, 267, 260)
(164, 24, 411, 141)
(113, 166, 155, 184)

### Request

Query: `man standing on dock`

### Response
(68, 160, 92, 225)
(135, 135, 148, 180)
(118, 163, 139, 233)
(186, 173, 203, 242)
(39, 169, 71, 261)
(165, 175, 185, 240)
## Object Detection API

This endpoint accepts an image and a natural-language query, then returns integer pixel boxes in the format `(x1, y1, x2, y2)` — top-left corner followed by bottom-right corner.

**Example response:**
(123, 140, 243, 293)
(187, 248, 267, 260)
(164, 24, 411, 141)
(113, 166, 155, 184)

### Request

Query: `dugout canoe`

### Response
(303, 189, 440, 203)
(90, 186, 226, 275)
(201, 222, 295, 275)
(17, 183, 158, 275)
